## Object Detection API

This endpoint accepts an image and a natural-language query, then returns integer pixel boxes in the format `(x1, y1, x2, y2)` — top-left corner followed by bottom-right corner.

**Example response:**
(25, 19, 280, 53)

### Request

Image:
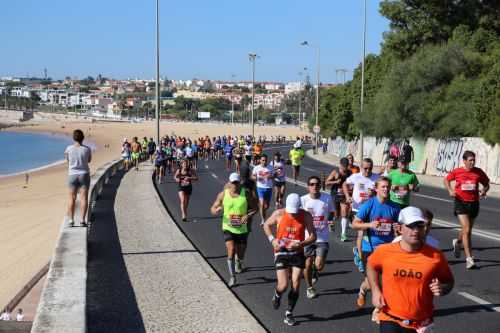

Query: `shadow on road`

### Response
(86, 169, 147, 333)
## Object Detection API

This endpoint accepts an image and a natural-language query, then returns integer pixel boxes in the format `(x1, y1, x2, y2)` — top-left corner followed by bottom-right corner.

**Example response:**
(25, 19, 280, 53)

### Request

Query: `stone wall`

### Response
(328, 136, 500, 184)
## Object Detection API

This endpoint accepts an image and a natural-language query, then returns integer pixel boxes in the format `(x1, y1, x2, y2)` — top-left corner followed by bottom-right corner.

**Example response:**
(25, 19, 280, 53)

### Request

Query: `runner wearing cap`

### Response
(352, 176, 400, 309)
(263, 193, 316, 326)
(444, 150, 490, 269)
(367, 206, 454, 332)
(289, 143, 305, 185)
(301, 176, 335, 299)
(211, 173, 258, 287)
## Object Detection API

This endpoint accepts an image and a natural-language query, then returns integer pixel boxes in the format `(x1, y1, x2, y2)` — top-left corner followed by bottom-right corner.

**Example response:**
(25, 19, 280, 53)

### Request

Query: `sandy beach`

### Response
(0, 115, 308, 309)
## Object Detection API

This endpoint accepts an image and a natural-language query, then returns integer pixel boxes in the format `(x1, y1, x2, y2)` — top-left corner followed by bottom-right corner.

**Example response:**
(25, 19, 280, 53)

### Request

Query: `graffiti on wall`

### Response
(434, 140, 464, 175)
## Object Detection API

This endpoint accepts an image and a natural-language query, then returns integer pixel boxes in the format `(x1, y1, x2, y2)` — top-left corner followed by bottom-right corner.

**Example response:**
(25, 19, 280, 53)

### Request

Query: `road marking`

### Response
(211, 172, 218, 179)
(432, 218, 500, 242)
(205, 165, 209, 169)
(284, 177, 500, 243)
(457, 291, 500, 312)
(414, 193, 452, 203)
(303, 166, 317, 172)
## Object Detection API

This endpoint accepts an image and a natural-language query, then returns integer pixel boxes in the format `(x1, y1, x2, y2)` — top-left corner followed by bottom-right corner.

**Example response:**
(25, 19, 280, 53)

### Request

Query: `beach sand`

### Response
(0, 116, 308, 308)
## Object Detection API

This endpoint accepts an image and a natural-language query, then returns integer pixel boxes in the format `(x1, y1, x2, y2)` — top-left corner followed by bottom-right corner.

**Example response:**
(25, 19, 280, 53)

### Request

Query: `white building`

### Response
(285, 81, 305, 95)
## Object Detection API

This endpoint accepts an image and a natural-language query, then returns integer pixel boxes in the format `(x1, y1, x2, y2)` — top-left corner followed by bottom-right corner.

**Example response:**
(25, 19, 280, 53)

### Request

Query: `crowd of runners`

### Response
(116, 132, 490, 331)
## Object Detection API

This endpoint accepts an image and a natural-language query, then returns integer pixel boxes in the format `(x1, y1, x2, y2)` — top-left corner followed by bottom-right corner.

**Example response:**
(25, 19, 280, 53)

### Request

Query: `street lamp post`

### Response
(248, 53, 258, 139)
(301, 41, 320, 154)
(359, 0, 367, 162)
(155, 0, 161, 146)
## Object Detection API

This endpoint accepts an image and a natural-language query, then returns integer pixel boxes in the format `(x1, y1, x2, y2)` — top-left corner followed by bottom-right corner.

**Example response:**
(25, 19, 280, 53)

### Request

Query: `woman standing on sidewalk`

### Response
(65, 129, 92, 227)
(174, 159, 198, 222)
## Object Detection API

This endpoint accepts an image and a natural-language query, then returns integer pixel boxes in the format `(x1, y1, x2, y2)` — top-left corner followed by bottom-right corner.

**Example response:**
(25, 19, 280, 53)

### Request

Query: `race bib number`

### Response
(396, 189, 408, 199)
(461, 182, 476, 191)
(359, 191, 369, 202)
(279, 237, 300, 250)
(374, 218, 394, 236)
(313, 216, 327, 230)
(229, 214, 243, 227)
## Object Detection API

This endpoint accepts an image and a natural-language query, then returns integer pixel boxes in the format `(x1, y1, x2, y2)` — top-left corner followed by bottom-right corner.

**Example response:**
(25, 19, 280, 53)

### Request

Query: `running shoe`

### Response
(235, 260, 243, 274)
(68, 219, 74, 228)
(341, 233, 348, 242)
(284, 311, 296, 326)
(272, 294, 281, 310)
(466, 257, 476, 270)
(306, 287, 317, 299)
(356, 290, 366, 308)
(81, 221, 88, 227)
(329, 223, 335, 232)
(452, 239, 461, 258)
(228, 276, 236, 287)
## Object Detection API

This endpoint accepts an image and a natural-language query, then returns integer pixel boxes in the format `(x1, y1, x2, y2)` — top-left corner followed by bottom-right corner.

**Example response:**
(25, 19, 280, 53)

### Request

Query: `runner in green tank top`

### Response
(211, 173, 258, 287)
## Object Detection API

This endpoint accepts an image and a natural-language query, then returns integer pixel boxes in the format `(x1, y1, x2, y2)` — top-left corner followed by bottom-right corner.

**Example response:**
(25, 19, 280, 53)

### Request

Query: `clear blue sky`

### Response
(0, 0, 389, 83)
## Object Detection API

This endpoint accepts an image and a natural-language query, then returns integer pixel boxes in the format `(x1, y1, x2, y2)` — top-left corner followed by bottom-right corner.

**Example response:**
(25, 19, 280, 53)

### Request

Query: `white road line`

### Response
(414, 193, 500, 213)
(211, 172, 218, 179)
(457, 291, 500, 312)
(432, 218, 500, 242)
(284, 177, 500, 243)
(414, 193, 452, 203)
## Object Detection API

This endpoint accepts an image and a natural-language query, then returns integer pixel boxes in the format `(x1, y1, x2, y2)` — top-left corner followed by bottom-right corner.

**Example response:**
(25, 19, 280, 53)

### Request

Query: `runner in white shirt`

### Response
(270, 152, 286, 208)
(244, 142, 253, 164)
(251, 154, 274, 225)
(343, 158, 379, 273)
(301, 175, 335, 299)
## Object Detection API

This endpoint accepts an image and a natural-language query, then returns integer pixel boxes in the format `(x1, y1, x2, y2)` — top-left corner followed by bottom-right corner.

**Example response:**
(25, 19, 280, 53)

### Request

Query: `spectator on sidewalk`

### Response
(0, 308, 11, 321)
(16, 309, 24, 322)
(65, 129, 92, 227)
(402, 139, 414, 163)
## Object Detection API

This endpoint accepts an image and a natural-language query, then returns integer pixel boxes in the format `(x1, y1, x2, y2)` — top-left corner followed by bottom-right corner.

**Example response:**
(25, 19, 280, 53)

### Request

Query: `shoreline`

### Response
(0, 129, 97, 179)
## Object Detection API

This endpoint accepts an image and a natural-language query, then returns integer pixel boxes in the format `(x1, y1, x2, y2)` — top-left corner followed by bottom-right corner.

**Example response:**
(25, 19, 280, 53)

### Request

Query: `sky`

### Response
(0, 0, 389, 83)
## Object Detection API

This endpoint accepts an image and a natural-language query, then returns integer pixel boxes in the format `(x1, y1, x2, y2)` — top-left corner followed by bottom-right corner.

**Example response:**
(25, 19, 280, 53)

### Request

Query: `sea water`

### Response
(0, 131, 73, 176)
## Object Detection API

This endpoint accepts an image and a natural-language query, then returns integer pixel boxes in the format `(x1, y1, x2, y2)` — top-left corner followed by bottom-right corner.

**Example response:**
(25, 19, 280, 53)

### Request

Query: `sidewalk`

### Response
(306, 150, 500, 199)
(86, 163, 265, 333)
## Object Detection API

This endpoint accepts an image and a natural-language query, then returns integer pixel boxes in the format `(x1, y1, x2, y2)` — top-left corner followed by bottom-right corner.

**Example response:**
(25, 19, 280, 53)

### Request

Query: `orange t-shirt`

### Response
(275, 211, 306, 253)
(368, 242, 453, 327)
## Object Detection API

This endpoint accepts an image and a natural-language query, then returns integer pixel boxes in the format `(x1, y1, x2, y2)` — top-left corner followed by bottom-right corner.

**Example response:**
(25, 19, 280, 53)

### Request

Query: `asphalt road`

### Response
(155, 144, 500, 333)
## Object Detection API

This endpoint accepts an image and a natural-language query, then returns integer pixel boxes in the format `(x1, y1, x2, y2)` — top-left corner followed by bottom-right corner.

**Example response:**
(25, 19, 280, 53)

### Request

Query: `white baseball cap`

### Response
(285, 193, 301, 214)
(398, 206, 427, 225)
(229, 172, 241, 183)
(293, 142, 301, 148)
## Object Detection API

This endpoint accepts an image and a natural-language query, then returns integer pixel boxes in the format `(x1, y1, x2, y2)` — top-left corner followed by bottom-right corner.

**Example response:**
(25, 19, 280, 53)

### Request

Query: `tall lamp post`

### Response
(248, 53, 258, 139)
(301, 41, 320, 154)
(155, 0, 161, 146)
(359, 0, 367, 162)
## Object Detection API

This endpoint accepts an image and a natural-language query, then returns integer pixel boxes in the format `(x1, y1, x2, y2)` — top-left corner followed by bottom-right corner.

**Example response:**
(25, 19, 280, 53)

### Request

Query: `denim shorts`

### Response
(68, 173, 90, 190)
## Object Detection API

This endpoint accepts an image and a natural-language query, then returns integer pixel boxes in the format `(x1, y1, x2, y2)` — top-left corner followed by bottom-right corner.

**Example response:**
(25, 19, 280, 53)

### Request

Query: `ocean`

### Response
(0, 131, 74, 176)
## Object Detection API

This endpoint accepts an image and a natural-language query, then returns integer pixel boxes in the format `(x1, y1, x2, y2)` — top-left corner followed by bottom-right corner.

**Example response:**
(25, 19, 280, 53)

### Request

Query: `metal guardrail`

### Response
(31, 159, 123, 333)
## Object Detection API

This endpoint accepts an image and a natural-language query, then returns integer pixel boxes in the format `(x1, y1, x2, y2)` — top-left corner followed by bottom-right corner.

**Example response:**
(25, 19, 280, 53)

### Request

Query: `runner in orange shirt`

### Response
(367, 206, 454, 333)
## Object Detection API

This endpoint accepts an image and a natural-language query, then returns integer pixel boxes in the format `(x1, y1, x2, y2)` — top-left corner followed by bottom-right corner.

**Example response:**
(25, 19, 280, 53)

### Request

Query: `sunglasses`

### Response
(308, 182, 321, 186)
(404, 222, 426, 230)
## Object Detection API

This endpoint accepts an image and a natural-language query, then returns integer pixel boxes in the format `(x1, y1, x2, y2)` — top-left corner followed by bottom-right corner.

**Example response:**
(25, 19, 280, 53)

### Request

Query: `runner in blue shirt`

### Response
(224, 142, 234, 171)
(352, 176, 400, 309)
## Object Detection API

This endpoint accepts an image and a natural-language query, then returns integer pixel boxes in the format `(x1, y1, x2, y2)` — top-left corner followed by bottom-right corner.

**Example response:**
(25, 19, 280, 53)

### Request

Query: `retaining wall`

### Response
(328, 136, 500, 184)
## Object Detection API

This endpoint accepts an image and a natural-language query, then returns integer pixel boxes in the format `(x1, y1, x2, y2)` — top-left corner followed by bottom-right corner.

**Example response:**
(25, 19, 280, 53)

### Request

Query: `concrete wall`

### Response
(0, 109, 33, 123)
(328, 136, 500, 184)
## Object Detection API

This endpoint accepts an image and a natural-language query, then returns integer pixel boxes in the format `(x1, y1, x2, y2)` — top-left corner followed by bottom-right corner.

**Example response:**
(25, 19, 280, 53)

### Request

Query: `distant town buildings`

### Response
(1, 75, 313, 118)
